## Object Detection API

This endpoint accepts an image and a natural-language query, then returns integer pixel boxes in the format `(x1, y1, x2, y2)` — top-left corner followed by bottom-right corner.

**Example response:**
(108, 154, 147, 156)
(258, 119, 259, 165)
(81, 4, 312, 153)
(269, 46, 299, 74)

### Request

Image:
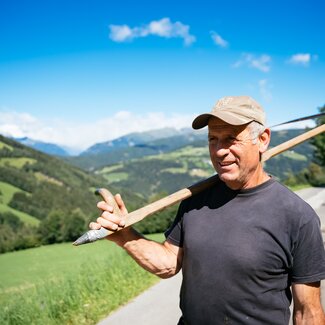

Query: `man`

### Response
(90, 96, 325, 324)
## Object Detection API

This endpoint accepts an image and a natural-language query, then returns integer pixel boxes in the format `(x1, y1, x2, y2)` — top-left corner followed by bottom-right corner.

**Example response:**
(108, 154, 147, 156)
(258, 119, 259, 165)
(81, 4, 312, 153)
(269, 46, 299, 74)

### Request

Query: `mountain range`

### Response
(14, 137, 70, 156)
(3, 127, 315, 177)
(81, 128, 194, 155)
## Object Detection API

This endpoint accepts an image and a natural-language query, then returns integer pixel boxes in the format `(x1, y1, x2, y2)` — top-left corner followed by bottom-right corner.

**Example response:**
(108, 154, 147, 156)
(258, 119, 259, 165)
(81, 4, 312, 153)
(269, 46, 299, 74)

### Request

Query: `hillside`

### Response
(66, 128, 206, 170)
(67, 128, 313, 173)
(0, 134, 188, 253)
(0, 135, 149, 219)
(97, 144, 213, 197)
(0, 135, 146, 253)
(94, 128, 315, 196)
(0, 135, 102, 223)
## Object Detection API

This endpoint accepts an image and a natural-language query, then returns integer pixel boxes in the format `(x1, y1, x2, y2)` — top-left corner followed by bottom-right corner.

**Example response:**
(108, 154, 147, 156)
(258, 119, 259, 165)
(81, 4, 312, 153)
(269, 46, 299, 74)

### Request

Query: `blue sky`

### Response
(0, 0, 324, 153)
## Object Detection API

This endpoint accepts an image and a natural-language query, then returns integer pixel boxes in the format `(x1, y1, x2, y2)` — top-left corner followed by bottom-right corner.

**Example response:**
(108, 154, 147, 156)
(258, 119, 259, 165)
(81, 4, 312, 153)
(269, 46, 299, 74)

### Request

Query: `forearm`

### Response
(293, 307, 325, 324)
(292, 282, 325, 325)
(111, 227, 181, 278)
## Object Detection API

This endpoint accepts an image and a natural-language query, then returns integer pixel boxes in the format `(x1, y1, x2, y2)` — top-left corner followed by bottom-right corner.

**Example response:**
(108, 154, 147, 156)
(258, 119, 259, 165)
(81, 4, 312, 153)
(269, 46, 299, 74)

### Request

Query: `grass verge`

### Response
(0, 234, 164, 325)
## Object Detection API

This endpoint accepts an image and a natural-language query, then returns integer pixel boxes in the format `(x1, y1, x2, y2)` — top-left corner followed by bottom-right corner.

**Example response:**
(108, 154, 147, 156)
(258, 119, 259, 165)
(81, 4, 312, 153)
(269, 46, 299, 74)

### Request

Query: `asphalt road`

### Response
(97, 187, 325, 325)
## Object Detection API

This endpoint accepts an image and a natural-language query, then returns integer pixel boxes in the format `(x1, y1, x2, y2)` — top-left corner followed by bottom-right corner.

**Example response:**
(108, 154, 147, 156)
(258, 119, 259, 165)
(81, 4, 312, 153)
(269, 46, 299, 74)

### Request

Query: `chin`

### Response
(218, 171, 236, 182)
(218, 173, 240, 188)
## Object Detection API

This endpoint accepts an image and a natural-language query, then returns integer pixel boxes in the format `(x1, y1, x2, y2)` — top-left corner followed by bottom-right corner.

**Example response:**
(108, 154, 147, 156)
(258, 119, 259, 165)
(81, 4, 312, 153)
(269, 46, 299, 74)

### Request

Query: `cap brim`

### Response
(192, 112, 253, 129)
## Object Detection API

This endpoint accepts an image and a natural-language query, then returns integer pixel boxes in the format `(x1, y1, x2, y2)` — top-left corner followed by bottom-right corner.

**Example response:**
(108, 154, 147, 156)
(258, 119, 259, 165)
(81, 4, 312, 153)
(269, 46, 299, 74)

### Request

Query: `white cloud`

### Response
(288, 53, 312, 66)
(109, 17, 196, 46)
(0, 111, 42, 137)
(0, 110, 196, 154)
(233, 53, 271, 72)
(258, 79, 272, 102)
(210, 31, 228, 48)
(109, 25, 134, 42)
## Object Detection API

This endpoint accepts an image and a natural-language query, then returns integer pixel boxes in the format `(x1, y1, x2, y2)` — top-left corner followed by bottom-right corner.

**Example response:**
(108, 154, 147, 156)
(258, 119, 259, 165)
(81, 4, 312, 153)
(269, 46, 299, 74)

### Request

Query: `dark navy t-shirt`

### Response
(165, 178, 325, 325)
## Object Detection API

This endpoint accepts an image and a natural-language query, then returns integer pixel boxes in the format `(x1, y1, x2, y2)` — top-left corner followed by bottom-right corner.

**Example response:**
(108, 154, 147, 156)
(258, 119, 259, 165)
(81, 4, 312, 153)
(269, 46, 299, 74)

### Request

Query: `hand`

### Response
(89, 194, 130, 240)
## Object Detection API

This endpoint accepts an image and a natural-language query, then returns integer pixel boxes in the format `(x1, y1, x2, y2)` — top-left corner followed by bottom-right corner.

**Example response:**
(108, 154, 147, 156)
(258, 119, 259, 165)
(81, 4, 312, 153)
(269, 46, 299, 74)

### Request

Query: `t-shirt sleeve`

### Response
(164, 200, 186, 247)
(291, 212, 325, 284)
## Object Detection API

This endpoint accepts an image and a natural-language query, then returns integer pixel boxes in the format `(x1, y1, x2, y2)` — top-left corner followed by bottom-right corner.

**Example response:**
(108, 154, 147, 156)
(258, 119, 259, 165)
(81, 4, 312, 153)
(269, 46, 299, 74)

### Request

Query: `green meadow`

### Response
(0, 157, 37, 168)
(0, 234, 164, 325)
(0, 181, 40, 226)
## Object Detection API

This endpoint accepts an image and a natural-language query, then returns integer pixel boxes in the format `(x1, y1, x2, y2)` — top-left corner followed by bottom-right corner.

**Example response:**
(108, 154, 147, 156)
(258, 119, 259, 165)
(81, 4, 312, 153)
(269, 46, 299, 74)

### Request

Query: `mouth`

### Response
(218, 161, 235, 168)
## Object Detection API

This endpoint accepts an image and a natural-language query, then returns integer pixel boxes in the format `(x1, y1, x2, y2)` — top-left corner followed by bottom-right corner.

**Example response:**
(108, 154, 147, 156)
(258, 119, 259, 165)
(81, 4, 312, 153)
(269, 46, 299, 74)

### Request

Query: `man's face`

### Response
(208, 118, 263, 190)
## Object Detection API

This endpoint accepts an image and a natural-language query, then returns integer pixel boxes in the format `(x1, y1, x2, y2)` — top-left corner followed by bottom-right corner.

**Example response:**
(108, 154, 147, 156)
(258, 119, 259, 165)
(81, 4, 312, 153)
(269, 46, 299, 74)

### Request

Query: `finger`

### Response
(96, 217, 120, 231)
(97, 201, 114, 212)
(115, 194, 128, 215)
(101, 211, 125, 227)
(89, 222, 101, 230)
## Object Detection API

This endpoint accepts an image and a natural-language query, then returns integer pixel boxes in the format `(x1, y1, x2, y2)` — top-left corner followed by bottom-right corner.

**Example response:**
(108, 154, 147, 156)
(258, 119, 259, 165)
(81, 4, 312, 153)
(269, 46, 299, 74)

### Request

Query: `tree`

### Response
(310, 105, 325, 166)
(0, 224, 15, 253)
(38, 209, 87, 244)
(0, 211, 23, 228)
(39, 210, 64, 244)
(61, 209, 86, 242)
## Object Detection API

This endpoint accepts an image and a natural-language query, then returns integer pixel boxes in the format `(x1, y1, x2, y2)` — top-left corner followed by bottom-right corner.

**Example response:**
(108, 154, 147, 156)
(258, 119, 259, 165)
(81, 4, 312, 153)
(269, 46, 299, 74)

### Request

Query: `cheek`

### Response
(209, 153, 218, 170)
(209, 147, 215, 161)
(238, 146, 259, 167)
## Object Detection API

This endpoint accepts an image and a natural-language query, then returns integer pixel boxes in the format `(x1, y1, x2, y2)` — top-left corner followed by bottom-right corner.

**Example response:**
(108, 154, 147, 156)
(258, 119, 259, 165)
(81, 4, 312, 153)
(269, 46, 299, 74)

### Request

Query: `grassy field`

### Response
(0, 157, 37, 168)
(0, 181, 40, 226)
(0, 233, 164, 324)
(0, 141, 14, 151)
(98, 145, 214, 192)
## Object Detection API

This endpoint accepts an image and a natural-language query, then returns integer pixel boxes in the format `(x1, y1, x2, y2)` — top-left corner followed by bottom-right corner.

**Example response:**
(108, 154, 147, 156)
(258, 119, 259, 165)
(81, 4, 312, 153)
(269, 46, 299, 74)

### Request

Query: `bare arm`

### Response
(90, 194, 183, 278)
(292, 282, 325, 324)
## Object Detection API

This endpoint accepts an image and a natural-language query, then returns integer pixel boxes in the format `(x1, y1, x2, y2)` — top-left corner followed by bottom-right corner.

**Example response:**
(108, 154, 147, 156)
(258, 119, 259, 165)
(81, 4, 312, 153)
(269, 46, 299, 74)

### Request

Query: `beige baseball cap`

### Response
(192, 95, 266, 129)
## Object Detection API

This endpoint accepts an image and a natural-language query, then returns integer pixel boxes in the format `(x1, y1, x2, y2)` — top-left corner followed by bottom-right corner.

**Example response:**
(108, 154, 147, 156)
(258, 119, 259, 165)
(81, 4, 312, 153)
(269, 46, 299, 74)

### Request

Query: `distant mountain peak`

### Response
(81, 127, 188, 156)
(13, 137, 69, 156)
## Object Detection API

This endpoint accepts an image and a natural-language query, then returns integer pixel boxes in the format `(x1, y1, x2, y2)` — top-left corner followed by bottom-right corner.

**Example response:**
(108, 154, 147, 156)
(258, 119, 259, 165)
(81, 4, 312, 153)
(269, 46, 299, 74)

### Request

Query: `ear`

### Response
(258, 128, 271, 154)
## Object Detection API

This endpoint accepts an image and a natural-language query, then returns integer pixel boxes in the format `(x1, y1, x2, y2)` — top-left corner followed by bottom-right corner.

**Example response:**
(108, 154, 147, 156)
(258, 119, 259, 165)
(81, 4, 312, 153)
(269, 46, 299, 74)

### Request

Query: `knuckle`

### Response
(102, 211, 112, 219)
(89, 222, 100, 230)
(97, 201, 105, 207)
(96, 217, 118, 230)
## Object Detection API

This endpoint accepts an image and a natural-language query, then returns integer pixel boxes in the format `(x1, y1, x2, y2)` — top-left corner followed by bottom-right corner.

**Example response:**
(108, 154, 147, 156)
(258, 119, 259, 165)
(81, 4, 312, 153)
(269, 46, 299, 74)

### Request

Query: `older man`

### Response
(91, 96, 325, 324)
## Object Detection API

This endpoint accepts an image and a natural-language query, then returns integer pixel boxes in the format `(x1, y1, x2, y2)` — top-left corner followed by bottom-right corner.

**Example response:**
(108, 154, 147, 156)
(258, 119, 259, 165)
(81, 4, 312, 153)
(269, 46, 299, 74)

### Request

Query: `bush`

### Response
(306, 163, 325, 186)
(0, 212, 41, 253)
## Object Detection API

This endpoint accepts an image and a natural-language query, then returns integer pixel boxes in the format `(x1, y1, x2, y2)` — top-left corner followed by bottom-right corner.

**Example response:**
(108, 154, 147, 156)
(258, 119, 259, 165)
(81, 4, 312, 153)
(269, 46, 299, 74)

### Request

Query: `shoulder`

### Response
(267, 180, 320, 227)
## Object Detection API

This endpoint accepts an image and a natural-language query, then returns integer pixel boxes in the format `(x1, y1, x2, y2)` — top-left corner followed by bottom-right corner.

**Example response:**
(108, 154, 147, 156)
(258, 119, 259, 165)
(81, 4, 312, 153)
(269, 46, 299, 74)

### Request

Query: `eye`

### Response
(208, 137, 217, 144)
(226, 136, 237, 143)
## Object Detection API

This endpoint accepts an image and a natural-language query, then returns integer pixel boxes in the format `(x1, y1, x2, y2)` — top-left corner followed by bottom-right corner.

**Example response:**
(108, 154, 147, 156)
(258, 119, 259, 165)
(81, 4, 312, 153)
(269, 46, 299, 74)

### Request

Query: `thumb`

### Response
(115, 194, 128, 215)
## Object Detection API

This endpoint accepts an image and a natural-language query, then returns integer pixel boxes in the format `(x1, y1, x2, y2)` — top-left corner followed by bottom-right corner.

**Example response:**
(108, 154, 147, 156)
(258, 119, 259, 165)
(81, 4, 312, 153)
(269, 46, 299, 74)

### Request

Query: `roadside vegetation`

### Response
(0, 234, 163, 325)
(281, 105, 325, 188)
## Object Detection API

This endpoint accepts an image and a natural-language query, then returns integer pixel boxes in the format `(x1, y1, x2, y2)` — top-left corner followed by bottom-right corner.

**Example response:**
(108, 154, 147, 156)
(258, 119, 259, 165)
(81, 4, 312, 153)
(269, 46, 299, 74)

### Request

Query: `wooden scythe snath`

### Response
(74, 123, 325, 245)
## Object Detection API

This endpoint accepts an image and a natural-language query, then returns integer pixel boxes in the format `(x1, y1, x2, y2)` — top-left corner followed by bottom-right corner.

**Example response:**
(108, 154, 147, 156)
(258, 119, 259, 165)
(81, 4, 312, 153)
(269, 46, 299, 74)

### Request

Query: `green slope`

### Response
(0, 182, 39, 226)
(0, 135, 145, 235)
(96, 129, 314, 197)
(97, 143, 214, 197)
